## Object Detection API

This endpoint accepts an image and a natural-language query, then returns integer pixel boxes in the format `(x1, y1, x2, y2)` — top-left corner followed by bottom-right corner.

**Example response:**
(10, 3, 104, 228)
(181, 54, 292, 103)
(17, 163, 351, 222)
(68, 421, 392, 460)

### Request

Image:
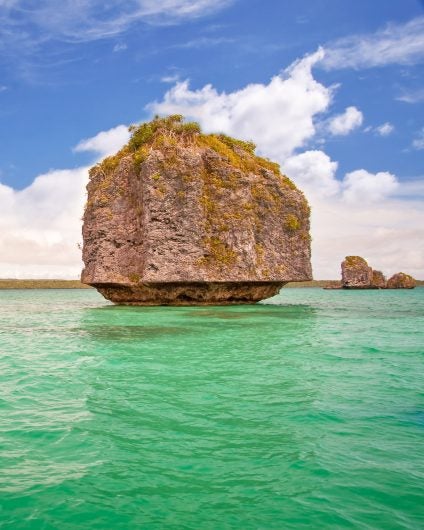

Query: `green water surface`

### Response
(0, 288, 423, 529)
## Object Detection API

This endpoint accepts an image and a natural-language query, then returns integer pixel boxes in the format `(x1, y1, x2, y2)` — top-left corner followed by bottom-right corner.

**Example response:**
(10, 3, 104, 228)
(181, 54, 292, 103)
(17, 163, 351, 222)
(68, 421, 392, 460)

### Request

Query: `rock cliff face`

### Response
(371, 270, 387, 289)
(81, 115, 312, 305)
(387, 273, 416, 289)
(340, 256, 415, 290)
(341, 256, 373, 288)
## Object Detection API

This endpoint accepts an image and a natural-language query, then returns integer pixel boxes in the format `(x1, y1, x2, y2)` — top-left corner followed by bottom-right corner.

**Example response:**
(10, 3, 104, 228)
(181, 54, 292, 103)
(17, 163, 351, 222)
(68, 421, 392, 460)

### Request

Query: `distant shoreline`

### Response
(0, 280, 92, 289)
(1, 279, 422, 289)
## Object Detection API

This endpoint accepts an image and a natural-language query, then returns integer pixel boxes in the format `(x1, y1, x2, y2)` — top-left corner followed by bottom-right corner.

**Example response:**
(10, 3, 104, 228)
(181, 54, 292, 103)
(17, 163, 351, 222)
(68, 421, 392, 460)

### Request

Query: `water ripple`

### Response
(0, 288, 423, 529)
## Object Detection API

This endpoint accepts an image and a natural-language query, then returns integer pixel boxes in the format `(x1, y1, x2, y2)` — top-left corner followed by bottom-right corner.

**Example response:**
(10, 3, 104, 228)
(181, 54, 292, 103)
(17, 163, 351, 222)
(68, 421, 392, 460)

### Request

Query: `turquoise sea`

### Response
(0, 288, 423, 529)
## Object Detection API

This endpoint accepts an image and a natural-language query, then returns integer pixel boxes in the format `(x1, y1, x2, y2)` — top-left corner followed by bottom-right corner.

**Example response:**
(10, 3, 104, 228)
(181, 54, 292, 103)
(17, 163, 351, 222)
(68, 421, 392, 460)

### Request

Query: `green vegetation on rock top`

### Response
(96, 114, 297, 188)
(344, 255, 369, 266)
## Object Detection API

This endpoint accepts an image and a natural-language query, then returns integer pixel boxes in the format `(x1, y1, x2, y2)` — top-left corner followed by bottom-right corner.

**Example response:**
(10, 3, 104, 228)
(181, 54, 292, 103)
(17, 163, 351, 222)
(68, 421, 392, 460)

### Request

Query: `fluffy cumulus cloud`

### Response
(279, 153, 422, 278)
(322, 16, 424, 69)
(0, 168, 87, 278)
(1, 50, 423, 279)
(0, 125, 130, 278)
(310, 195, 424, 279)
(364, 122, 395, 136)
(280, 160, 421, 278)
(327, 106, 363, 136)
(74, 124, 130, 158)
(149, 48, 331, 160)
(375, 122, 394, 136)
(281, 150, 339, 198)
(342, 169, 398, 203)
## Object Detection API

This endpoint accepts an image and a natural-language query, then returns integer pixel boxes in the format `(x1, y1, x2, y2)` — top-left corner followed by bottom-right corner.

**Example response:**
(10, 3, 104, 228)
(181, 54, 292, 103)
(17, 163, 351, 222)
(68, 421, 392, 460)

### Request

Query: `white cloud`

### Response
(327, 106, 363, 136)
(0, 168, 88, 278)
(364, 122, 395, 136)
(113, 42, 127, 52)
(149, 48, 331, 160)
(172, 36, 234, 49)
(396, 88, 424, 104)
(74, 124, 130, 158)
(310, 193, 424, 279)
(342, 169, 399, 204)
(375, 122, 394, 136)
(161, 73, 180, 84)
(0, 0, 234, 45)
(281, 150, 339, 198)
(322, 16, 424, 70)
(0, 125, 131, 278)
(278, 154, 419, 278)
(282, 155, 399, 205)
(412, 128, 424, 150)
(394, 178, 424, 198)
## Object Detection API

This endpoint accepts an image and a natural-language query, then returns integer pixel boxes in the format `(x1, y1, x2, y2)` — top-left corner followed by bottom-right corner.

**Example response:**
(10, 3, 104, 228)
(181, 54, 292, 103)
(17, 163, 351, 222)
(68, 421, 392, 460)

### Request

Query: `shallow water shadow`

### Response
(77, 303, 316, 345)
(81, 325, 192, 342)
(181, 304, 316, 320)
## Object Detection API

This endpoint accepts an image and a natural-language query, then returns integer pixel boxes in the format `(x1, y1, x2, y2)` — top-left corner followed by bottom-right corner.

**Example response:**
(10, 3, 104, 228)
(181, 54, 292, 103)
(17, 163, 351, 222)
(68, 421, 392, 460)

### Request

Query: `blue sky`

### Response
(0, 0, 423, 278)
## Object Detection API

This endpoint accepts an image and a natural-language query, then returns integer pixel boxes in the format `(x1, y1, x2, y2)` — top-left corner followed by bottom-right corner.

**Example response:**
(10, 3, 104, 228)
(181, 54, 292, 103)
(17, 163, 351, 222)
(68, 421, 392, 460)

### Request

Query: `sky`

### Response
(0, 0, 423, 279)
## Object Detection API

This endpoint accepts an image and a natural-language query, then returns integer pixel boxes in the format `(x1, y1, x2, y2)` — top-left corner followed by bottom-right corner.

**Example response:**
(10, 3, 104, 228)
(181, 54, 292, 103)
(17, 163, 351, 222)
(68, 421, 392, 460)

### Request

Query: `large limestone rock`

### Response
(81, 116, 312, 305)
(341, 256, 373, 288)
(387, 273, 416, 289)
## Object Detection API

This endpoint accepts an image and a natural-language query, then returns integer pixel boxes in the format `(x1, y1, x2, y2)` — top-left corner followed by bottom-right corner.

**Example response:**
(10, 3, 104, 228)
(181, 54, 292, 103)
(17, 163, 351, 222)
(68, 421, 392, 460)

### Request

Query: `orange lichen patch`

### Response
(285, 214, 301, 231)
(199, 236, 238, 268)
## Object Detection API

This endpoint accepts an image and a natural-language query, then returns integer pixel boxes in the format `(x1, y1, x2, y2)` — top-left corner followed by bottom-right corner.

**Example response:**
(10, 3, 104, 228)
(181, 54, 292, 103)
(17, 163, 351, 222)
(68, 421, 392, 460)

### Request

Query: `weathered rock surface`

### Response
(340, 256, 415, 290)
(341, 256, 373, 288)
(81, 115, 312, 305)
(387, 272, 416, 289)
(371, 270, 387, 289)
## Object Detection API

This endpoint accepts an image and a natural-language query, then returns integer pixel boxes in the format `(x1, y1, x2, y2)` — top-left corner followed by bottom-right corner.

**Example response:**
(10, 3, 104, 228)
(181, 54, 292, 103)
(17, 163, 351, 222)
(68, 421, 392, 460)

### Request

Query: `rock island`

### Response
(341, 256, 416, 289)
(81, 115, 312, 304)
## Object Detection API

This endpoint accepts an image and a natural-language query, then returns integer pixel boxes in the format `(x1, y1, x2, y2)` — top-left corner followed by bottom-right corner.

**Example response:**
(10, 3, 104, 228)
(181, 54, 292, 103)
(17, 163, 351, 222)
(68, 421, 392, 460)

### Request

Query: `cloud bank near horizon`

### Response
(0, 48, 423, 280)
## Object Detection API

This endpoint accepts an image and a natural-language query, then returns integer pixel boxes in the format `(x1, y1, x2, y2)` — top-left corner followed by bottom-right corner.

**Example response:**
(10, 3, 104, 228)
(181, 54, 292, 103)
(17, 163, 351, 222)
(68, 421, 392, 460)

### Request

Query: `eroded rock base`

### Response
(94, 281, 286, 305)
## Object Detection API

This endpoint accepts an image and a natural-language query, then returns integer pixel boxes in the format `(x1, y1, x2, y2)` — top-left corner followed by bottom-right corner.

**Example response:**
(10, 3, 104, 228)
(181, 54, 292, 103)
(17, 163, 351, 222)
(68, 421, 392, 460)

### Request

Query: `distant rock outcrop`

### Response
(371, 270, 387, 289)
(81, 115, 312, 305)
(341, 256, 373, 288)
(387, 273, 416, 289)
(340, 256, 415, 290)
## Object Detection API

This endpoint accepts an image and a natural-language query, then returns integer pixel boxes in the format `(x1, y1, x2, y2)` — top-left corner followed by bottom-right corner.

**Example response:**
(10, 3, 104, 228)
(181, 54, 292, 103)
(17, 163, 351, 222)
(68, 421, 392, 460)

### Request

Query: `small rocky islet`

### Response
(340, 256, 416, 289)
(81, 115, 312, 305)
